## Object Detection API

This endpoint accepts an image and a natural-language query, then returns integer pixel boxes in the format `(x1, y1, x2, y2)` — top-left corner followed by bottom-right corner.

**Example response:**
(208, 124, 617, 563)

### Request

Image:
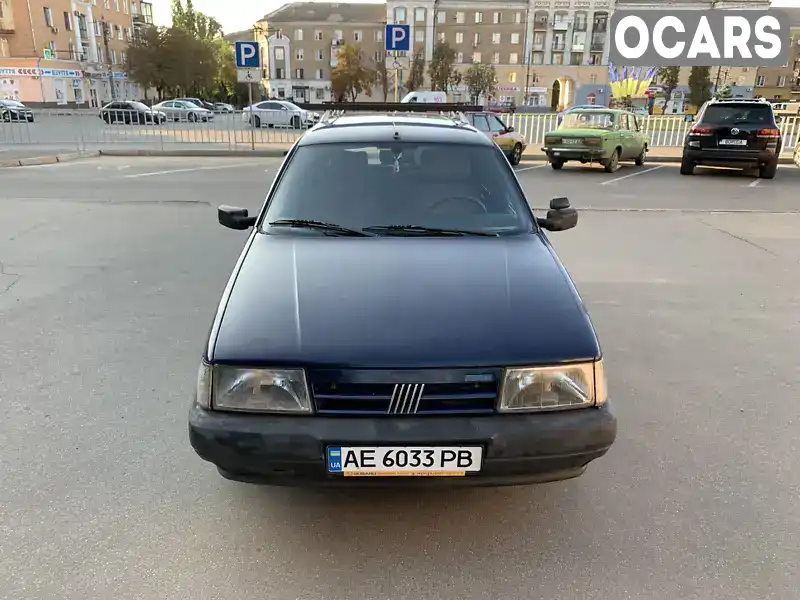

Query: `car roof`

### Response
(296, 114, 494, 147)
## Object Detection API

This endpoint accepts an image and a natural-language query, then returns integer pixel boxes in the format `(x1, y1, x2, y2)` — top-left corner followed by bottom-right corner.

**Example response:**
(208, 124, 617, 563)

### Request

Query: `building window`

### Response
(276, 68, 285, 79)
(295, 68, 304, 79)
(474, 12, 483, 24)
(354, 30, 363, 42)
(316, 69, 324, 79)
(455, 12, 464, 24)
(104, 0, 109, 8)
(553, 53, 563, 65)
(68, 40, 75, 59)
(415, 7, 425, 22)
(473, 32, 480, 45)
(117, 25, 122, 40)
(373, 51, 383, 62)
(374, 29, 382, 42)
(532, 52, 543, 65)
(415, 29, 424, 42)
(455, 32, 463, 44)
(395, 7, 406, 22)
(514, 12, 522, 24)
(275, 47, 285, 60)
(437, 32, 445, 42)
(472, 51, 481, 63)
(334, 29, 343, 42)
(316, 49, 324, 60)
(570, 52, 582, 65)
(64, 11, 72, 30)
(509, 52, 518, 64)
(510, 33, 520, 45)
(756, 75, 765, 86)
(97, 45, 104, 62)
(294, 29, 303, 41)
(120, 51, 126, 64)
(456, 51, 463, 63)
(94, 21, 101, 36)
(110, 49, 117, 64)
(778, 75, 787, 87)
(437, 11, 445, 24)
(492, 52, 500, 64)
(590, 74, 597, 84)
(492, 33, 500, 44)
(314, 30, 323, 40)
(315, 88, 325, 99)
(296, 49, 304, 60)
(509, 72, 517, 83)
(44, 7, 53, 26)
(114, 0, 119, 10)
(493, 12, 501, 24)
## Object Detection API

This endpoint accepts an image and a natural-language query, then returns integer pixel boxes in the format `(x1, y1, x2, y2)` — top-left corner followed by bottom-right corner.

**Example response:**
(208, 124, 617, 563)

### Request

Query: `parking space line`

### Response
(748, 179, 761, 187)
(599, 165, 664, 185)
(123, 163, 256, 179)
(515, 164, 548, 172)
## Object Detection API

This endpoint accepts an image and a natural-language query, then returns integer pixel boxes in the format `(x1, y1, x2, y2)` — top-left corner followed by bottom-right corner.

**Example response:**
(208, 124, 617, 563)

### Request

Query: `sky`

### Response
(150, 0, 800, 37)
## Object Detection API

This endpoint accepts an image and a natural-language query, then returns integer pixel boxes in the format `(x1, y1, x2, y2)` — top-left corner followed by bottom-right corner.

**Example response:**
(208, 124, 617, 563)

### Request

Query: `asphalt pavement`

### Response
(1, 156, 799, 600)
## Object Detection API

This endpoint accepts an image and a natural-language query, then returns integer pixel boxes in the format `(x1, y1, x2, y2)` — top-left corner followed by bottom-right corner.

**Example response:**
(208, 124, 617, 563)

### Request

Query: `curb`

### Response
(98, 148, 288, 158)
(0, 150, 100, 168)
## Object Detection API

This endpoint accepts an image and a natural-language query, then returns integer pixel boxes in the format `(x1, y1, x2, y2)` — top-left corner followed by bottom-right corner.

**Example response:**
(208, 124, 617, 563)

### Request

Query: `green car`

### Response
(541, 108, 649, 172)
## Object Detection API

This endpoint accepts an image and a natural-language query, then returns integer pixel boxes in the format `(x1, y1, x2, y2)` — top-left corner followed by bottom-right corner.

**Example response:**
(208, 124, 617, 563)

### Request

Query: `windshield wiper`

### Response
(362, 225, 498, 236)
(268, 219, 372, 237)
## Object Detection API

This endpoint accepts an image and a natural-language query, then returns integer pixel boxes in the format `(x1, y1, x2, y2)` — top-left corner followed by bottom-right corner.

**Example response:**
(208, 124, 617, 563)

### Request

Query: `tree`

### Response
(464, 62, 497, 104)
(405, 51, 425, 92)
(657, 66, 680, 107)
(373, 59, 390, 101)
(715, 83, 733, 99)
(171, 0, 222, 40)
(688, 66, 712, 109)
(331, 44, 376, 102)
(428, 41, 461, 92)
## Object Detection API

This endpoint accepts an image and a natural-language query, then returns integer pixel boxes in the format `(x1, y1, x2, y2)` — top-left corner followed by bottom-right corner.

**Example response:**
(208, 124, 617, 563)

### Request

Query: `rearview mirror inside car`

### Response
(218, 205, 256, 230)
(538, 197, 577, 232)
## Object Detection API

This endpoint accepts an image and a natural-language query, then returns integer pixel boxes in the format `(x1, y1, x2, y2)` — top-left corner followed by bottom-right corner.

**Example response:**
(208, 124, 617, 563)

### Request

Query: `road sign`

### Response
(385, 55, 410, 70)
(43, 49, 54, 60)
(235, 41, 261, 69)
(237, 68, 261, 83)
(385, 24, 411, 52)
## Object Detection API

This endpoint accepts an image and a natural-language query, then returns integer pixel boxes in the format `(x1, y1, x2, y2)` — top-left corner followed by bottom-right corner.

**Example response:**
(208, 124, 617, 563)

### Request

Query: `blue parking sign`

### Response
(235, 41, 261, 69)
(385, 24, 411, 52)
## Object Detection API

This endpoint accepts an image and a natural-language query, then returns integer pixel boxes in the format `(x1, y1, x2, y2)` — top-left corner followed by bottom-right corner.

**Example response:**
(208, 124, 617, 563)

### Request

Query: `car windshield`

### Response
(282, 102, 301, 110)
(263, 142, 534, 236)
(561, 111, 615, 130)
(701, 104, 772, 125)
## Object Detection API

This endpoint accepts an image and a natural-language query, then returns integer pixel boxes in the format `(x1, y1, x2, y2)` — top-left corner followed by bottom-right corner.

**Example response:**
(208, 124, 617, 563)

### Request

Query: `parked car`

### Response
(213, 102, 235, 113)
(464, 111, 527, 165)
(189, 109, 616, 487)
(0, 99, 34, 122)
(242, 100, 318, 128)
(151, 100, 214, 122)
(99, 101, 167, 125)
(400, 91, 448, 103)
(177, 97, 216, 111)
(680, 97, 781, 179)
(541, 108, 649, 172)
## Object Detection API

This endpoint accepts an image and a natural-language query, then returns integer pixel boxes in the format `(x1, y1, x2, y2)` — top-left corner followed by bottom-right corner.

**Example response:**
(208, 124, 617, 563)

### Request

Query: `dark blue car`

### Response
(189, 111, 617, 487)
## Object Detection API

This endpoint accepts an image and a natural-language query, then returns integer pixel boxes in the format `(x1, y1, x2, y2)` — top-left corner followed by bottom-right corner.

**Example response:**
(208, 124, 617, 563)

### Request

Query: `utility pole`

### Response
(102, 18, 115, 100)
(522, 5, 531, 105)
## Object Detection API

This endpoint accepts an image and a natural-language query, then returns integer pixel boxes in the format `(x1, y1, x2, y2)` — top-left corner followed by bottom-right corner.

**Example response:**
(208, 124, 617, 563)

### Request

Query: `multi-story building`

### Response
(754, 14, 800, 102)
(0, 0, 150, 105)
(256, 2, 386, 102)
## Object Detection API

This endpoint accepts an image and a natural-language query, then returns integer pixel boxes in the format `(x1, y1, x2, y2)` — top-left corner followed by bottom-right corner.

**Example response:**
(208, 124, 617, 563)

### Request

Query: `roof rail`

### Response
(317, 106, 474, 127)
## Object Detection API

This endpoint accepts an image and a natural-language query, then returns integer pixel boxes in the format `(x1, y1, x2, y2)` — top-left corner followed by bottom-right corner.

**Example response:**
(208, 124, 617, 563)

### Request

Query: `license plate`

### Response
(327, 446, 483, 476)
(563, 139, 582, 144)
(719, 139, 747, 146)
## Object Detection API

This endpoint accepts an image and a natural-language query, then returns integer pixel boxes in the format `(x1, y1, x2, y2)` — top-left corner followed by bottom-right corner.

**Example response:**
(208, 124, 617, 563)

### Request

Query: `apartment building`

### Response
(256, 2, 386, 102)
(0, 0, 151, 105)
(754, 18, 800, 101)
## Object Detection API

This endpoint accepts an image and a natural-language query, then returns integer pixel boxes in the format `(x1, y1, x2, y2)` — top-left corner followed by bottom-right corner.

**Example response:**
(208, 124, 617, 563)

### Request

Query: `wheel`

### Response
(102, 114, 111, 124)
(550, 159, 564, 170)
(291, 115, 301, 128)
(759, 161, 777, 179)
(188, 112, 196, 122)
(634, 145, 646, 166)
(1, 112, 10, 122)
(679, 159, 694, 175)
(250, 116, 261, 128)
(508, 143, 522, 166)
(794, 149, 800, 168)
(603, 149, 620, 173)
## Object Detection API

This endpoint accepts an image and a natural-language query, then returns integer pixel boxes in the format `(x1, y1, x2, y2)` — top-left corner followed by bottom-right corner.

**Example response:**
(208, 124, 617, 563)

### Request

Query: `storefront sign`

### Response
(0, 67, 85, 77)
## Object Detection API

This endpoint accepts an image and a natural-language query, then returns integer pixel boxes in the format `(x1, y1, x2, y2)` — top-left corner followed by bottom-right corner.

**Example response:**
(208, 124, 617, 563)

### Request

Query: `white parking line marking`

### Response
(748, 179, 761, 187)
(123, 163, 255, 178)
(599, 165, 664, 185)
(514, 164, 549, 172)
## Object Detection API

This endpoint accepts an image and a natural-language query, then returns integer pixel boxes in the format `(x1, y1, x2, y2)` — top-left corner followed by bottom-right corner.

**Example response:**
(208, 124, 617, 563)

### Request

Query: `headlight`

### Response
(199, 365, 312, 413)
(498, 360, 607, 412)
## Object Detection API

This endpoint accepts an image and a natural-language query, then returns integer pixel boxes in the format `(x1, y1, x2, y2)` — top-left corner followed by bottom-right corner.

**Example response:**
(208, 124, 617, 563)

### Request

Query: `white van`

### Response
(400, 91, 447, 103)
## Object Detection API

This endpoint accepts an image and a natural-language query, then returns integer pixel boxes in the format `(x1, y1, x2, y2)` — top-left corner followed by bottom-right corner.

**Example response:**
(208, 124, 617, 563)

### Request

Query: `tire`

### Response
(250, 116, 261, 128)
(551, 159, 564, 170)
(679, 159, 694, 175)
(794, 149, 800, 168)
(188, 112, 197, 122)
(508, 143, 523, 166)
(1, 112, 10, 122)
(603, 149, 620, 173)
(634, 145, 646, 166)
(759, 161, 777, 179)
(291, 115, 301, 129)
(102, 114, 111, 124)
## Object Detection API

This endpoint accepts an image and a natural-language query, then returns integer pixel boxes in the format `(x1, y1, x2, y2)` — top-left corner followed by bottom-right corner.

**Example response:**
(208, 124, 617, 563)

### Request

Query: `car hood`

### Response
(211, 235, 600, 369)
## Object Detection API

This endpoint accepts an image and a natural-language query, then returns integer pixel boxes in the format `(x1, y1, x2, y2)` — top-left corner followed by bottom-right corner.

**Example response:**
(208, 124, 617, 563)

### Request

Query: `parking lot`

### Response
(1, 156, 799, 600)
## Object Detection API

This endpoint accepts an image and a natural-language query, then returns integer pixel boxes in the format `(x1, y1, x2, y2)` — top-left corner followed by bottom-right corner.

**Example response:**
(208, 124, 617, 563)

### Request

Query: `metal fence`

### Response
(1, 109, 799, 156)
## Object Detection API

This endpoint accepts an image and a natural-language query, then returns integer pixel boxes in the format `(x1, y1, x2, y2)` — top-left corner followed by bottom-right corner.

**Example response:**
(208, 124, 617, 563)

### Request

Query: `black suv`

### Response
(188, 107, 616, 487)
(681, 97, 782, 178)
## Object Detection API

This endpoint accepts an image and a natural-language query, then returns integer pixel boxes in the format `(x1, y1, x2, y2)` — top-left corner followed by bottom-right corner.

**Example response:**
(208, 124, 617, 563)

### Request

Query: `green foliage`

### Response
(715, 82, 732, 99)
(428, 41, 461, 92)
(464, 62, 497, 103)
(688, 66, 712, 109)
(331, 44, 376, 102)
(657, 66, 680, 104)
(404, 51, 425, 92)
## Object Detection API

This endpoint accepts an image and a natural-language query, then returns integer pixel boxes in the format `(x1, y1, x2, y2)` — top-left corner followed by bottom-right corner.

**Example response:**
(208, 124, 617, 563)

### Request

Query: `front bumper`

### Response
(541, 146, 606, 161)
(683, 147, 778, 167)
(4, 111, 34, 122)
(189, 402, 617, 487)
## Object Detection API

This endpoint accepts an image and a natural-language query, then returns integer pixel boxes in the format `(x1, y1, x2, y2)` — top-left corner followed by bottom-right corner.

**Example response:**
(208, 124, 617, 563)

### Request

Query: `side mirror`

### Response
(218, 205, 256, 230)
(538, 197, 577, 232)
(506, 126, 515, 132)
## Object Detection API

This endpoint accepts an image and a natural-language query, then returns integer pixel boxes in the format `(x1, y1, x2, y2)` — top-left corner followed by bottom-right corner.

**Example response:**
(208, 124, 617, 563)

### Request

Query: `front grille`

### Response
(309, 370, 499, 416)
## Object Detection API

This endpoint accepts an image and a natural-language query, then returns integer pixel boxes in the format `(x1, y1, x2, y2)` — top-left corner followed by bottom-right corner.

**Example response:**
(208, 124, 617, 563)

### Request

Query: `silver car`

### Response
(151, 100, 214, 122)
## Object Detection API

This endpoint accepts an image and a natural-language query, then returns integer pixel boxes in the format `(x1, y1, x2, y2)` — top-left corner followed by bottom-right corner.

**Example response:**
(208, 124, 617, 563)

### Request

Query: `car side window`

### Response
(472, 115, 490, 131)
(619, 114, 628, 130)
(489, 116, 506, 132)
